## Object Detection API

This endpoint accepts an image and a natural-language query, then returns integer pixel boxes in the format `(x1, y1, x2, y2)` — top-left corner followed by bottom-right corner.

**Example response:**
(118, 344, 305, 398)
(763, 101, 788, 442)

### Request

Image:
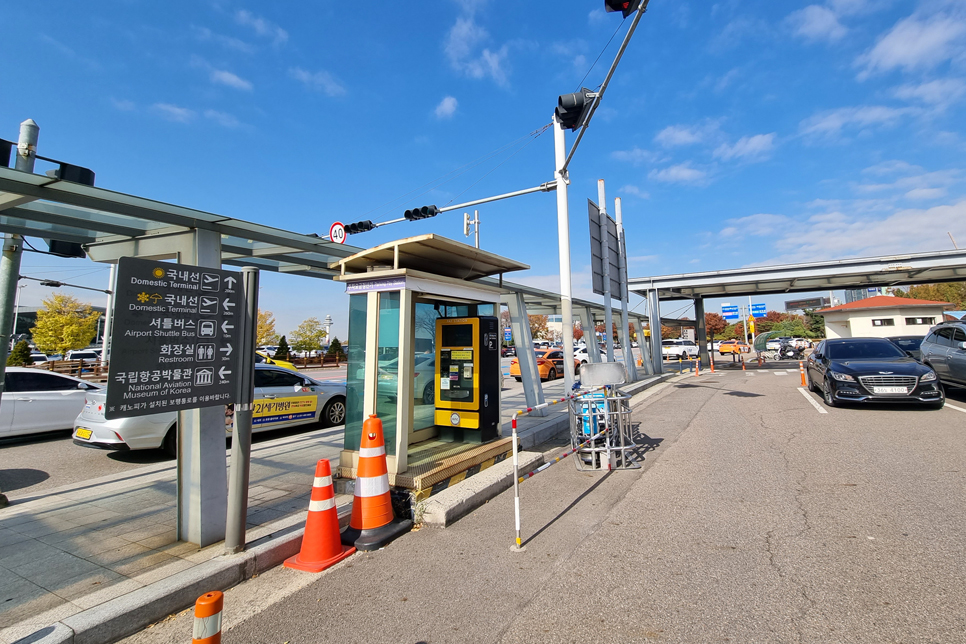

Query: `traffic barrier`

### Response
(341, 414, 412, 551)
(694, 357, 700, 377)
(510, 386, 607, 551)
(741, 358, 746, 373)
(799, 361, 806, 387)
(284, 459, 355, 573)
(191, 591, 223, 644)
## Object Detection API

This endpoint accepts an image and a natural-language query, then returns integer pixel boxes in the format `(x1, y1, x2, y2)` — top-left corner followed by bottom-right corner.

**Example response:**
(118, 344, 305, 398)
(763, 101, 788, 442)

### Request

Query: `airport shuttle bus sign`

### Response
(106, 256, 244, 420)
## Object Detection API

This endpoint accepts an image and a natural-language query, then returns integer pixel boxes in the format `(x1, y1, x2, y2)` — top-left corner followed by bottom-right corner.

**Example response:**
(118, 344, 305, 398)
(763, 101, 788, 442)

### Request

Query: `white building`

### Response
(816, 296, 950, 339)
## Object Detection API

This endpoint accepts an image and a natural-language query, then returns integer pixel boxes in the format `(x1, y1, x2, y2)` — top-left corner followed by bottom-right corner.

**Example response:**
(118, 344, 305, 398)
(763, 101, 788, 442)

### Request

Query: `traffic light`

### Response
(404, 205, 439, 221)
(555, 88, 594, 131)
(605, 0, 636, 18)
(345, 220, 375, 235)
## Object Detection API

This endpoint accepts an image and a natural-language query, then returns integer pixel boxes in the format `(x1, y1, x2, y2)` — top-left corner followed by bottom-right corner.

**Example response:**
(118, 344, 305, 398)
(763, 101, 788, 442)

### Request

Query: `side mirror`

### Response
(959, 342, 966, 350)
(77, 382, 90, 390)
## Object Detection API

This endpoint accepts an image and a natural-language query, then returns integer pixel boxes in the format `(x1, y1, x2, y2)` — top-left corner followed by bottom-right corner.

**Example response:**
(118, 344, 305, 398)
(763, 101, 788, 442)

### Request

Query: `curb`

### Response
(13, 507, 352, 644)
(419, 451, 545, 528)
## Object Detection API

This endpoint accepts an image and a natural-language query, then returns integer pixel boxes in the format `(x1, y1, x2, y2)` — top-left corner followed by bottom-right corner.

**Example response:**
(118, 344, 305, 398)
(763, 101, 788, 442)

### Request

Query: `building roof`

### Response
(817, 295, 951, 314)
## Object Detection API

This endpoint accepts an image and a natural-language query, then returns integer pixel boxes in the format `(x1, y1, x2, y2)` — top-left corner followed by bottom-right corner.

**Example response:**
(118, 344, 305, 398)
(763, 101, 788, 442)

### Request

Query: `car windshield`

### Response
(891, 337, 923, 350)
(827, 340, 906, 360)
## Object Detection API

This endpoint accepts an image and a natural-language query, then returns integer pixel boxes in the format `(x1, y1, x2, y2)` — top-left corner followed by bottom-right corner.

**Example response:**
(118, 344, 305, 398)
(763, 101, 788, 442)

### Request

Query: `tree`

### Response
(528, 314, 549, 340)
(30, 293, 101, 357)
(276, 335, 291, 361)
(661, 325, 677, 339)
(705, 313, 727, 338)
(573, 327, 584, 341)
(289, 317, 327, 353)
(326, 336, 346, 361)
(804, 310, 825, 337)
(7, 339, 32, 366)
(257, 309, 279, 346)
(894, 282, 966, 309)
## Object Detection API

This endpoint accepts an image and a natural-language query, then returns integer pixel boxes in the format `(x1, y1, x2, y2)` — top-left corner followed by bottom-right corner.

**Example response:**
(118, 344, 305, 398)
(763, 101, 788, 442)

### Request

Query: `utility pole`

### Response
(553, 114, 575, 391)
(598, 180, 614, 363)
(463, 210, 480, 249)
(101, 264, 116, 366)
(615, 198, 637, 380)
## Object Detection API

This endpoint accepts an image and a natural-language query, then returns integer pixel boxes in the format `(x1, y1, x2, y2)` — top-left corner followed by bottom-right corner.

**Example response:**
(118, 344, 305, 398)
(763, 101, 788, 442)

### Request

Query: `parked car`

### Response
(919, 322, 966, 387)
(805, 338, 943, 408)
(510, 348, 579, 382)
(65, 350, 99, 362)
(1, 368, 103, 438)
(72, 364, 346, 456)
(718, 340, 751, 355)
(254, 351, 298, 372)
(574, 346, 606, 364)
(501, 346, 517, 357)
(661, 339, 699, 360)
(766, 338, 782, 350)
(887, 335, 925, 361)
(258, 345, 278, 357)
(29, 352, 48, 363)
(378, 353, 437, 405)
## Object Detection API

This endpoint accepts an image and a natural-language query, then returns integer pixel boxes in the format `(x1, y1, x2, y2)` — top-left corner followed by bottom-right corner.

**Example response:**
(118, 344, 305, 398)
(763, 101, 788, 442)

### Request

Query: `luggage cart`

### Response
(569, 362, 638, 471)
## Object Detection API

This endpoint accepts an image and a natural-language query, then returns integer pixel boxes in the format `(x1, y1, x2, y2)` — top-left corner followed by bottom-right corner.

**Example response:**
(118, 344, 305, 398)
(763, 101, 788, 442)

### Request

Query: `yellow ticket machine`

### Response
(435, 316, 501, 443)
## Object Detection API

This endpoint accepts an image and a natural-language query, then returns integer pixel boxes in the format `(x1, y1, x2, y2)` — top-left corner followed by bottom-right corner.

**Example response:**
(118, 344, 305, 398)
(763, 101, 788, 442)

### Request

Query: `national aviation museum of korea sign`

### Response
(106, 256, 244, 420)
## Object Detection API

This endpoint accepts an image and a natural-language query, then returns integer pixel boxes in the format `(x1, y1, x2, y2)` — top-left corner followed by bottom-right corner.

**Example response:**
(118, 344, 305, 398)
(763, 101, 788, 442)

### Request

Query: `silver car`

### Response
(72, 364, 346, 456)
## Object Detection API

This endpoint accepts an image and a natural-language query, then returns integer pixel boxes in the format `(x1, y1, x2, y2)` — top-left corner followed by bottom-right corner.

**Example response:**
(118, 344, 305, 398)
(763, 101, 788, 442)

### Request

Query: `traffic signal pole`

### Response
(552, 113, 576, 391)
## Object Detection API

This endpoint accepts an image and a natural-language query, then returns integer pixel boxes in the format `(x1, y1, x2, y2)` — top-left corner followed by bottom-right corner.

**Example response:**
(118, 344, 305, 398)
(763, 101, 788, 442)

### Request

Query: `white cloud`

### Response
(434, 96, 458, 119)
(620, 185, 651, 199)
(235, 10, 288, 45)
(710, 18, 767, 52)
(905, 187, 946, 200)
(204, 110, 240, 128)
(654, 121, 719, 147)
(719, 213, 791, 238)
(649, 163, 707, 184)
(611, 147, 658, 165)
(861, 159, 922, 176)
(713, 133, 776, 161)
(754, 200, 966, 264)
(209, 69, 253, 91)
(588, 8, 608, 25)
(289, 67, 347, 97)
(852, 167, 961, 198)
(111, 98, 135, 111)
(856, 12, 966, 79)
(715, 67, 740, 92)
(893, 78, 966, 108)
(444, 15, 510, 86)
(191, 26, 253, 54)
(152, 103, 196, 123)
(799, 105, 912, 139)
(787, 5, 848, 42)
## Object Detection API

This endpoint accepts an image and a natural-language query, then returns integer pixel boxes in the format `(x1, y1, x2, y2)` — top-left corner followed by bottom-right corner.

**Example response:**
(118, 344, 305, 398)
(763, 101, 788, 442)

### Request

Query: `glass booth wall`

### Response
(413, 301, 441, 433)
(375, 292, 400, 456)
(344, 293, 368, 452)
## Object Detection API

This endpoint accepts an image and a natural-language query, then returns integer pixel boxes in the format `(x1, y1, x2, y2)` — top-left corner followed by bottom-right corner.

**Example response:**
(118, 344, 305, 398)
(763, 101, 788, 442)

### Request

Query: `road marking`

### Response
(774, 372, 788, 376)
(945, 402, 966, 414)
(745, 372, 756, 376)
(798, 387, 828, 414)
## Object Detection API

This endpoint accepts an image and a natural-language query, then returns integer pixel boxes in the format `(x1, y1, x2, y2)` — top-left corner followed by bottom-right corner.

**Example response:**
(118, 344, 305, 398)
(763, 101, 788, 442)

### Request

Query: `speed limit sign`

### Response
(329, 221, 346, 244)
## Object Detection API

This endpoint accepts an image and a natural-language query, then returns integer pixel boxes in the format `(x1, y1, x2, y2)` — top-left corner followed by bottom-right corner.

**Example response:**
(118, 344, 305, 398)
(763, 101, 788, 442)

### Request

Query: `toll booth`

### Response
(332, 234, 528, 487)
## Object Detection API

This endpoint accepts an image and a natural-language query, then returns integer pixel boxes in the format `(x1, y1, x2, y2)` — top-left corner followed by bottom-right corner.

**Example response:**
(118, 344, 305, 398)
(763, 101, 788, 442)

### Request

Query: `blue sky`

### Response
(3, 0, 966, 335)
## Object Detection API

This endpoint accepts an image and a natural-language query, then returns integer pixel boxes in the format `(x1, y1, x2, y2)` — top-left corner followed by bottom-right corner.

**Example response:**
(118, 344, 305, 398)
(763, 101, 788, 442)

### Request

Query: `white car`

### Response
(661, 339, 699, 360)
(574, 347, 606, 364)
(72, 364, 346, 456)
(1, 368, 103, 438)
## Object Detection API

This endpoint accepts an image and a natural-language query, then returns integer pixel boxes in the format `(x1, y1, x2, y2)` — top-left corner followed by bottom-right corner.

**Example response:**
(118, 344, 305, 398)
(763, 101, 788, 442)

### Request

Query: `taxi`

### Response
(509, 348, 580, 382)
(717, 339, 751, 355)
(255, 351, 298, 372)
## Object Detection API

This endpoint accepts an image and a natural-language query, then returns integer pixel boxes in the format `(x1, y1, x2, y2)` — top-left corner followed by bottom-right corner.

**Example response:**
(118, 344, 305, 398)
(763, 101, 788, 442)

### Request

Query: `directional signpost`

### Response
(106, 256, 244, 419)
(504, 328, 512, 342)
(722, 305, 739, 321)
(751, 303, 766, 317)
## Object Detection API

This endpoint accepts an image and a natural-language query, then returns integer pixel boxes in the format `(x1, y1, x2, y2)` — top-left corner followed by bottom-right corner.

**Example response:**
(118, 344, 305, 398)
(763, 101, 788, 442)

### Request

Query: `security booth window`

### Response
(375, 292, 400, 455)
(904, 317, 936, 325)
(344, 293, 368, 453)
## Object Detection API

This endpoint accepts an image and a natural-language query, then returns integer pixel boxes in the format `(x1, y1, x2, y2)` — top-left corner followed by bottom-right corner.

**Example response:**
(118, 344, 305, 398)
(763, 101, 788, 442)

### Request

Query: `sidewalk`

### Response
(0, 373, 667, 644)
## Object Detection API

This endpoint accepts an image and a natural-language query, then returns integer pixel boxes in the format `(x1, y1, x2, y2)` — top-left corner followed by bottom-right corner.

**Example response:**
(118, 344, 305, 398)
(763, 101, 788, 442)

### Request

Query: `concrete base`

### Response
(341, 517, 413, 552)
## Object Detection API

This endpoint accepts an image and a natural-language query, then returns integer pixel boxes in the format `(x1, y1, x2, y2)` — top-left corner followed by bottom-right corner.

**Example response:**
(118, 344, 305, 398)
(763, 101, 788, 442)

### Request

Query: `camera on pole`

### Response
(345, 220, 375, 235)
(404, 205, 439, 221)
(555, 88, 595, 131)
(605, 0, 636, 18)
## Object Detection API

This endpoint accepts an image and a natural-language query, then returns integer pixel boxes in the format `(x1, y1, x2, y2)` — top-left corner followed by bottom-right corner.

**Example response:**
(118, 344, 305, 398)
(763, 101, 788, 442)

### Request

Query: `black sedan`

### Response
(887, 335, 925, 360)
(805, 338, 944, 408)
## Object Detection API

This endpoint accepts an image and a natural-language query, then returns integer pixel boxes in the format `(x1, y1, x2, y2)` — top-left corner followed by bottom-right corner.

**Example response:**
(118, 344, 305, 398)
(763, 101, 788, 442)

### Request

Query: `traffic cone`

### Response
(741, 359, 746, 373)
(284, 459, 355, 573)
(694, 357, 700, 376)
(799, 361, 807, 387)
(341, 414, 412, 551)
(191, 591, 223, 644)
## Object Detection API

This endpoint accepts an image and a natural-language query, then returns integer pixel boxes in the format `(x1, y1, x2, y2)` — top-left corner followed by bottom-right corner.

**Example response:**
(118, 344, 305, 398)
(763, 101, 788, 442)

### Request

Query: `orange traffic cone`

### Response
(341, 414, 412, 551)
(191, 591, 223, 644)
(284, 459, 355, 573)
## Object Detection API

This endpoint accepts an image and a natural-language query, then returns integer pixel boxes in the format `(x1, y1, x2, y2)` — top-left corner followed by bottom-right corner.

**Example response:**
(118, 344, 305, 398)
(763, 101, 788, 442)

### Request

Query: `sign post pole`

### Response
(225, 267, 258, 554)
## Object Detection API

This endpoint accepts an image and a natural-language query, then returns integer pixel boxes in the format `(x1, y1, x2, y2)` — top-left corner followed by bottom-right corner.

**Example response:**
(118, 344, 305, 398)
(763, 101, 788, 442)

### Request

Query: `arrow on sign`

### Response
(219, 344, 233, 357)
(221, 320, 234, 334)
(224, 276, 236, 289)
(223, 298, 235, 313)
(219, 366, 231, 379)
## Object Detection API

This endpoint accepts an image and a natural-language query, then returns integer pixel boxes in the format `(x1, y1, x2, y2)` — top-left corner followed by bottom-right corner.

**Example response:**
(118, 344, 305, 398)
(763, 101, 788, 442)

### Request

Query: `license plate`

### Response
(873, 386, 907, 394)
(75, 428, 93, 440)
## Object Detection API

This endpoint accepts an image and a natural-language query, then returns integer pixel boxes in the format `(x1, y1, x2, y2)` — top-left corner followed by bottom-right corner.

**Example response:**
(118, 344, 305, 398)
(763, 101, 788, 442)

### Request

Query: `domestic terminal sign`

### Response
(106, 256, 244, 420)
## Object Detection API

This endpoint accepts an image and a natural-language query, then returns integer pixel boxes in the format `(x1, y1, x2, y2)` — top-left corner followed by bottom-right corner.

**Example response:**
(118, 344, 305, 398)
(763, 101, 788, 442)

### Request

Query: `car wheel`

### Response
(322, 396, 346, 427)
(581, 359, 588, 364)
(805, 368, 818, 393)
(823, 378, 837, 408)
(547, 368, 557, 381)
(514, 376, 522, 382)
(422, 382, 434, 406)
(162, 425, 178, 458)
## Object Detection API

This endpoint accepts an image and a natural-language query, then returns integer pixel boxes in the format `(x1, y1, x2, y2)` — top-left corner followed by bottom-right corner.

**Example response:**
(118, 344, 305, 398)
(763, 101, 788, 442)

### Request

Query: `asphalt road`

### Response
(118, 367, 966, 643)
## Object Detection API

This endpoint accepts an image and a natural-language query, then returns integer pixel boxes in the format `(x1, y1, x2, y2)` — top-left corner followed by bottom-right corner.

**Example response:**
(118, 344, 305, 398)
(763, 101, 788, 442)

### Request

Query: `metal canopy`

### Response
(333, 233, 529, 280)
(0, 166, 361, 277)
(628, 250, 966, 301)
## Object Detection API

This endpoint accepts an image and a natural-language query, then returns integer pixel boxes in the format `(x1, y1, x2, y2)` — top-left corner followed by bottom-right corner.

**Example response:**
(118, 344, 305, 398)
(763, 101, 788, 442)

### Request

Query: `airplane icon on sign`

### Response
(201, 273, 221, 292)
